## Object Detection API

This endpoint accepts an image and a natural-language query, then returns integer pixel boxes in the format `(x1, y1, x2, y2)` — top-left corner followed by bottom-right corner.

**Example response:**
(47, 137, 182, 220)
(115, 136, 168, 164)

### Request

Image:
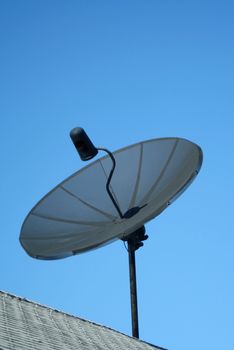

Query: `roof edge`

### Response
(0, 290, 167, 350)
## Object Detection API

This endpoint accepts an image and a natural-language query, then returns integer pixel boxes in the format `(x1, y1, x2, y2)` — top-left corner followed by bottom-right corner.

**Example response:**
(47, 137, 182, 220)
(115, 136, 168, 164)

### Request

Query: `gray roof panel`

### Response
(0, 291, 166, 350)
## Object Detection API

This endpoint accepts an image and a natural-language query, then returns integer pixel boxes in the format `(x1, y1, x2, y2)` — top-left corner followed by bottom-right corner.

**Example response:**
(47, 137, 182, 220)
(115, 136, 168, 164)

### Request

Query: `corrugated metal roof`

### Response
(0, 291, 166, 350)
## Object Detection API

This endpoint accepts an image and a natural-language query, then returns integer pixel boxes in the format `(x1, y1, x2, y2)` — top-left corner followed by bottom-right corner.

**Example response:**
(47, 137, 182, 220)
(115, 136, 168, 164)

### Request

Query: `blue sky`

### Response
(1, 1, 234, 349)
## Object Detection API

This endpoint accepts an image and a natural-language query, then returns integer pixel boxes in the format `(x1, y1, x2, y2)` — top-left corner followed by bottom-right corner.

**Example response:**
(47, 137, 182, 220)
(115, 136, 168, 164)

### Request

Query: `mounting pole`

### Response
(128, 239, 139, 338)
(125, 226, 148, 339)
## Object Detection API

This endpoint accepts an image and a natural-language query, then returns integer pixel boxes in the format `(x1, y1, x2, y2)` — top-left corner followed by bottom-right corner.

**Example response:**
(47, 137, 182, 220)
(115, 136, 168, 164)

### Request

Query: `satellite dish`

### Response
(20, 129, 203, 339)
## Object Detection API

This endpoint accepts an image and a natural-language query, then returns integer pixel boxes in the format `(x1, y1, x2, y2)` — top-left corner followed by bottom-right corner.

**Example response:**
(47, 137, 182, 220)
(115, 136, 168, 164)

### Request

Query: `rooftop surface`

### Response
(0, 291, 166, 350)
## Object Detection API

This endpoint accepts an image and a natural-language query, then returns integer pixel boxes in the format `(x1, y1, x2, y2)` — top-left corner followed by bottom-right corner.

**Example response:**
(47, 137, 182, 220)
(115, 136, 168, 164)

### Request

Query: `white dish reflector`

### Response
(20, 137, 202, 259)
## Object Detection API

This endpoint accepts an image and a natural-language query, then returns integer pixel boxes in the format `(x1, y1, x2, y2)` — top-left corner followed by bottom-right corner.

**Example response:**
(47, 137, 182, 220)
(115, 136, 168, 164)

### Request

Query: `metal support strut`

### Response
(97, 146, 149, 339)
(125, 226, 148, 338)
(97, 147, 124, 219)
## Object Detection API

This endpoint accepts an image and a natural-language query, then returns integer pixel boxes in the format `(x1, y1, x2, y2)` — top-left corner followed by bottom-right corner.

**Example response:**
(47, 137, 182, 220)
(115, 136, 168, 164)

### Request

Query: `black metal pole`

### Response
(128, 240, 139, 338)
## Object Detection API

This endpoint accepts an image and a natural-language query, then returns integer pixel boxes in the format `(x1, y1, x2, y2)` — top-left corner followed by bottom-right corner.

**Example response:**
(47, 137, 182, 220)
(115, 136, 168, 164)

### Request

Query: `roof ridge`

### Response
(0, 290, 167, 350)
